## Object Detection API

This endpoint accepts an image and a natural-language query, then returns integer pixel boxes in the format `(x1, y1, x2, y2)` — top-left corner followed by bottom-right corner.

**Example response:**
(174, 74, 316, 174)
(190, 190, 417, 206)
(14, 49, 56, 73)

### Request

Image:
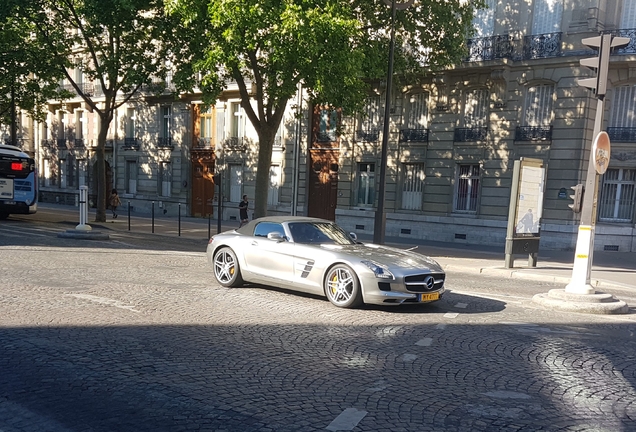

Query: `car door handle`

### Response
(251, 241, 258, 246)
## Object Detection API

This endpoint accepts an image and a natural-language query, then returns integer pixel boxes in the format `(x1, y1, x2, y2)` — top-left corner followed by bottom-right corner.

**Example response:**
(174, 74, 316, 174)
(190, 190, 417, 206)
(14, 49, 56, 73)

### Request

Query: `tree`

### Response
(0, 4, 65, 145)
(15, 0, 174, 222)
(167, 0, 478, 219)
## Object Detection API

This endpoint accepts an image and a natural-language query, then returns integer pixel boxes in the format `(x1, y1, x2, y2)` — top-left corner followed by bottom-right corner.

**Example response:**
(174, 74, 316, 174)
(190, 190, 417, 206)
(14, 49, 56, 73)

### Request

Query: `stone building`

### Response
(3, 0, 636, 251)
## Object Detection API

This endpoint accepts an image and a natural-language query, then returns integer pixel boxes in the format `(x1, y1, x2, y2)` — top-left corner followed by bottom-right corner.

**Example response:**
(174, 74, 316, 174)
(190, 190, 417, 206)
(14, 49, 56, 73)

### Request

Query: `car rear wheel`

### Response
(213, 247, 243, 287)
(324, 264, 363, 308)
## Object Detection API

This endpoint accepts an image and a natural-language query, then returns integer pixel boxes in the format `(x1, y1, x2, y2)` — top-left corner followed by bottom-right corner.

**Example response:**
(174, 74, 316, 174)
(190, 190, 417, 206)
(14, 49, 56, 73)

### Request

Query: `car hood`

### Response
(320, 243, 443, 272)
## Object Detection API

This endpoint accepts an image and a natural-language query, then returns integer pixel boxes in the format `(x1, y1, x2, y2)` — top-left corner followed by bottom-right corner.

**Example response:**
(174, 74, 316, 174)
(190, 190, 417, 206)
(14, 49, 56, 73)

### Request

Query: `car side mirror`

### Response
(267, 232, 286, 242)
(349, 232, 358, 242)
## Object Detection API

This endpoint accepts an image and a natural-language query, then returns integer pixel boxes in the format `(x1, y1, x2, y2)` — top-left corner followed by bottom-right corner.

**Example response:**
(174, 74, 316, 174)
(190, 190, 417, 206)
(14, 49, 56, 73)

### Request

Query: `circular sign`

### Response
(592, 131, 611, 175)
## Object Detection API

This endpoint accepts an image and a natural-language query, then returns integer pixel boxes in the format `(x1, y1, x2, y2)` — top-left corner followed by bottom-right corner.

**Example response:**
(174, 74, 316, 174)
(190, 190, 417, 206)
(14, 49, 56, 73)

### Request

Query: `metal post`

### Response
(75, 185, 91, 231)
(217, 175, 222, 234)
(152, 201, 155, 234)
(373, 0, 397, 245)
(208, 210, 211, 239)
(178, 203, 181, 237)
(127, 201, 130, 231)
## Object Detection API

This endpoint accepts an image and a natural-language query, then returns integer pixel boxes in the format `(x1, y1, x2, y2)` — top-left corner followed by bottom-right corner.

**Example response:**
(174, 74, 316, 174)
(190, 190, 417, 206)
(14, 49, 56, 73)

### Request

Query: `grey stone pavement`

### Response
(33, 202, 636, 291)
(2, 203, 636, 432)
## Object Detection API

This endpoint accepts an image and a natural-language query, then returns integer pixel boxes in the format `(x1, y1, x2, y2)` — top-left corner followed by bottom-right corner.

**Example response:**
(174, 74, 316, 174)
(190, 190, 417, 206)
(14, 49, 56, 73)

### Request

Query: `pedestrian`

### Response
(238, 194, 249, 227)
(109, 188, 121, 219)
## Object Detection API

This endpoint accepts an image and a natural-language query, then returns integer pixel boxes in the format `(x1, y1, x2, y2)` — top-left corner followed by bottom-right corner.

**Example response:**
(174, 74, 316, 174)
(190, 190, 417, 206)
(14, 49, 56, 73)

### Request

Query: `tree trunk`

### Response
(94, 112, 112, 222)
(253, 128, 276, 219)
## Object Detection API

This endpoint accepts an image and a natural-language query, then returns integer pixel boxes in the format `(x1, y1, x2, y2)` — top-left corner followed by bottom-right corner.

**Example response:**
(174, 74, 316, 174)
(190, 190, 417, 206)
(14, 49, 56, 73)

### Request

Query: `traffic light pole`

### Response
(565, 96, 604, 294)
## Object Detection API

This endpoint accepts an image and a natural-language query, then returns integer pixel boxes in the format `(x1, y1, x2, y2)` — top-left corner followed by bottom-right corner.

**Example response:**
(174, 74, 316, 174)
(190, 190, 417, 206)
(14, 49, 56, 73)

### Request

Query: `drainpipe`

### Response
(291, 83, 303, 216)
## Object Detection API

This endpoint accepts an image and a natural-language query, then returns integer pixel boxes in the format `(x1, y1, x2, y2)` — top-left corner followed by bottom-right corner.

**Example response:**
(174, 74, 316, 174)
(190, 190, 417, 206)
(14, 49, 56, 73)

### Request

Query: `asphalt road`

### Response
(1, 215, 636, 431)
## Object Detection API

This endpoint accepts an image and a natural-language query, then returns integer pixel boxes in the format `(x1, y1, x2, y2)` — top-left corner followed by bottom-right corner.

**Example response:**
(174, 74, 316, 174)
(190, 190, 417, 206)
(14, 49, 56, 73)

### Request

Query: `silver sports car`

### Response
(207, 216, 445, 308)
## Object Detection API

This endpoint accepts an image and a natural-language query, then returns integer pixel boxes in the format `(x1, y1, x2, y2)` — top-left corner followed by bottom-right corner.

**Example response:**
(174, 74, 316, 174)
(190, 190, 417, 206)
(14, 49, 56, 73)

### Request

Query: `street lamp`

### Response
(373, 0, 414, 244)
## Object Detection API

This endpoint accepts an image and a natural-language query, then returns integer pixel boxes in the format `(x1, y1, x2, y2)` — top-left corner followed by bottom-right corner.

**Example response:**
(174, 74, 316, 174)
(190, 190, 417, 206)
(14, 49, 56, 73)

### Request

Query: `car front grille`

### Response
(404, 273, 445, 292)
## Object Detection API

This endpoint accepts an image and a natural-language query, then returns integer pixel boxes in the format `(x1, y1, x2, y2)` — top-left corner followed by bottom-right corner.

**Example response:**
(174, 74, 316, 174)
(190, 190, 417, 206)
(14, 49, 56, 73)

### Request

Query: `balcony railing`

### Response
(608, 29, 636, 54)
(223, 136, 247, 151)
(122, 138, 139, 150)
(41, 139, 55, 148)
(514, 126, 553, 141)
(56, 138, 67, 149)
(316, 131, 337, 142)
(465, 35, 514, 62)
(356, 129, 379, 142)
(61, 82, 95, 96)
(399, 128, 429, 143)
(454, 127, 487, 142)
(196, 137, 212, 148)
(157, 137, 174, 150)
(607, 127, 636, 143)
(523, 32, 562, 60)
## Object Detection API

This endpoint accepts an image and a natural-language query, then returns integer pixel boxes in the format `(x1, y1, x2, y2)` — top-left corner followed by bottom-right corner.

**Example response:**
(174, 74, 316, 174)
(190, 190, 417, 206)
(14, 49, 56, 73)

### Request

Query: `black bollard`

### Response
(208, 211, 211, 239)
(152, 201, 155, 233)
(178, 203, 181, 237)
(127, 201, 131, 231)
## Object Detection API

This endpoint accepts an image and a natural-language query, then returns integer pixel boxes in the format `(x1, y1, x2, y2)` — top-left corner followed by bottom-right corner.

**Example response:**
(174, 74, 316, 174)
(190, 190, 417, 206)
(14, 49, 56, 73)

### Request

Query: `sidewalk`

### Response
(34, 203, 636, 291)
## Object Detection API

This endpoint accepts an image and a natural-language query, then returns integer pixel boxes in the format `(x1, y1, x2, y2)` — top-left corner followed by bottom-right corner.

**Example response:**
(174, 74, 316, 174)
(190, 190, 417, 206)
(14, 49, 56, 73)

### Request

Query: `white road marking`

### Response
(325, 408, 367, 431)
(444, 312, 459, 318)
(455, 302, 468, 309)
(66, 294, 140, 313)
(402, 353, 418, 362)
(436, 323, 447, 330)
(415, 338, 433, 347)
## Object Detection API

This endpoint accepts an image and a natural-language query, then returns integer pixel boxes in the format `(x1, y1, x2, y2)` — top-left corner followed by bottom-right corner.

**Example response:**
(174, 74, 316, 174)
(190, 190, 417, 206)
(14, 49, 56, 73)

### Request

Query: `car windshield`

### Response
(288, 222, 356, 245)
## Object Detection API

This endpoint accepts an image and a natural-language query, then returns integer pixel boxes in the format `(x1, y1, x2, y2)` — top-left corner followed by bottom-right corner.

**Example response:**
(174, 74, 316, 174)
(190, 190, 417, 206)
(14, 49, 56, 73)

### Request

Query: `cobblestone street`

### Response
(1, 218, 636, 431)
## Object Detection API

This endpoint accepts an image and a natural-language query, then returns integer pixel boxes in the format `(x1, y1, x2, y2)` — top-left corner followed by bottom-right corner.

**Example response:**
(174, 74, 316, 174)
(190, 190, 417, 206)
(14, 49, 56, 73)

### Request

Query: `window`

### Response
(66, 157, 75, 188)
(75, 111, 83, 140)
(267, 164, 280, 206)
(523, 85, 554, 127)
(44, 159, 56, 187)
(402, 163, 425, 210)
(621, 0, 636, 29)
(254, 222, 285, 238)
(464, 89, 489, 128)
(159, 161, 171, 197)
(455, 164, 480, 212)
(599, 169, 636, 222)
(318, 109, 338, 142)
(360, 96, 381, 133)
(125, 160, 137, 194)
(57, 111, 66, 141)
(160, 106, 171, 141)
(230, 102, 241, 138)
(611, 85, 636, 128)
(59, 159, 67, 188)
(404, 93, 429, 129)
(472, 0, 495, 37)
(229, 164, 243, 202)
(357, 163, 375, 206)
(200, 105, 214, 147)
(125, 108, 135, 138)
(532, 0, 563, 34)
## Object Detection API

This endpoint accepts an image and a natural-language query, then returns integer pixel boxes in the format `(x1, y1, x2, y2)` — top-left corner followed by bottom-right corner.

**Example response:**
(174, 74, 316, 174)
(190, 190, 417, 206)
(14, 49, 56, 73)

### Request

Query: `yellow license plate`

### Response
(420, 293, 439, 302)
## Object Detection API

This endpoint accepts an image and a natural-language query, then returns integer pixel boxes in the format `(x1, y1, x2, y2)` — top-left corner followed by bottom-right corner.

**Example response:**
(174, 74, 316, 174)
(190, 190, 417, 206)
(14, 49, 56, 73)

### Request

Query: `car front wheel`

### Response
(213, 247, 244, 288)
(324, 264, 363, 308)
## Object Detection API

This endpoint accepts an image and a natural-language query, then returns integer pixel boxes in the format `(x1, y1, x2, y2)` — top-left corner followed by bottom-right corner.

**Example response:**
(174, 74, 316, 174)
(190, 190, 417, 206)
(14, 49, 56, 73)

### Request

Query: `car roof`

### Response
(0, 144, 28, 157)
(236, 216, 334, 234)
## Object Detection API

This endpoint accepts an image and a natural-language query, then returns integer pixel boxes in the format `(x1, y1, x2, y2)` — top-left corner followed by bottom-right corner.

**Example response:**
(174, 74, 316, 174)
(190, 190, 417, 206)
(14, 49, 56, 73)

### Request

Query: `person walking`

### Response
(109, 189, 122, 219)
(238, 194, 249, 227)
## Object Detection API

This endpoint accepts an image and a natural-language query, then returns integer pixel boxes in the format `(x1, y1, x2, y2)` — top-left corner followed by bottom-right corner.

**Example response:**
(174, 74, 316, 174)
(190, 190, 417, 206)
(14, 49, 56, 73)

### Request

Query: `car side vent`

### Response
(356, 224, 365, 230)
(378, 282, 392, 292)
(604, 245, 619, 251)
(401, 229, 411, 235)
(455, 233, 467, 240)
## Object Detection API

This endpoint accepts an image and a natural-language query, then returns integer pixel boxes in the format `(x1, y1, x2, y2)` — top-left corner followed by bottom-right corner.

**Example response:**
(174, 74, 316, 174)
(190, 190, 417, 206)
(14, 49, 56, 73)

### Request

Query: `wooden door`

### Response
(307, 149, 339, 220)
(191, 150, 215, 217)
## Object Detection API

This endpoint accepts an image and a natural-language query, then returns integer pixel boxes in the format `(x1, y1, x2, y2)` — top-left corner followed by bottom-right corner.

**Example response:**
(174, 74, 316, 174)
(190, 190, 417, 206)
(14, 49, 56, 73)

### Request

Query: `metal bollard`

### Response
(127, 201, 131, 231)
(152, 201, 155, 234)
(208, 211, 211, 239)
(178, 203, 181, 237)
(75, 185, 91, 231)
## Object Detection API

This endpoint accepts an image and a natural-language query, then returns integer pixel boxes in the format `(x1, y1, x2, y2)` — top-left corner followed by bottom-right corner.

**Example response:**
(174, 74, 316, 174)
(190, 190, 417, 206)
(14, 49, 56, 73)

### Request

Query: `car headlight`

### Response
(361, 260, 395, 280)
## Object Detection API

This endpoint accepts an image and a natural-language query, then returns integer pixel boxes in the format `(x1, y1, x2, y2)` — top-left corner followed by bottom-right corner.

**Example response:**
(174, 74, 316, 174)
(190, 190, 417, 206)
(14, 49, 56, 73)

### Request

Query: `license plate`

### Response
(420, 293, 439, 302)
(2, 201, 16, 205)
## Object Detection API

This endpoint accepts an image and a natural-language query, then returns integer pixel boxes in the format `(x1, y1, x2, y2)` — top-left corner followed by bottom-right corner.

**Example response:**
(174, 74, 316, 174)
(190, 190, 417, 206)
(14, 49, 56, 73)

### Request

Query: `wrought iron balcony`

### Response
(196, 137, 212, 148)
(399, 128, 429, 143)
(122, 138, 139, 150)
(73, 138, 85, 148)
(607, 127, 636, 143)
(316, 131, 336, 142)
(41, 139, 55, 148)
(223, 136, 247, 151)
(454, 127, 487, 142)
(355, 129, 379, 142)
(523, 32, 561, 60)
(608, 29, 636, 54)
(157, 137, 174, 150)
(465, 35, 514, 62)
(56, 138, 68, 149)
(514, 126, 552, 141)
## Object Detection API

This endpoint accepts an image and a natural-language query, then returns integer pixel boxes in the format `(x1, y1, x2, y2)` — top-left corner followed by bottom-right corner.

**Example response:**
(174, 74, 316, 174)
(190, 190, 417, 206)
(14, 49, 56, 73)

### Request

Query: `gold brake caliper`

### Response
(331, 273, 338, 294)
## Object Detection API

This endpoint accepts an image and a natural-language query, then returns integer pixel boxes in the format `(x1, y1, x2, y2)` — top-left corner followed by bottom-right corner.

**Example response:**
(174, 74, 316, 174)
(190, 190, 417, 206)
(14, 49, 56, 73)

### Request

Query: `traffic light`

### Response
(578, 34, 630, 97)
(569, 184, 584, 213)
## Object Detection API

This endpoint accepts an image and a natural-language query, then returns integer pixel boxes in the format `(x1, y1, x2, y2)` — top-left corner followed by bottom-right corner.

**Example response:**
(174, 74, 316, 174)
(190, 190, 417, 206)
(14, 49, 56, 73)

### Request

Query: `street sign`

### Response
(592, 131, 611, 175)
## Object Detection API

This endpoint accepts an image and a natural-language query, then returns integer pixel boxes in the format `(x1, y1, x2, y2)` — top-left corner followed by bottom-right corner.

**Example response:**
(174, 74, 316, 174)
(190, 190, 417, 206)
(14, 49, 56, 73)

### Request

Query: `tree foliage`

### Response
(167, 0, 478, 219)
(14, 0, 175, 221)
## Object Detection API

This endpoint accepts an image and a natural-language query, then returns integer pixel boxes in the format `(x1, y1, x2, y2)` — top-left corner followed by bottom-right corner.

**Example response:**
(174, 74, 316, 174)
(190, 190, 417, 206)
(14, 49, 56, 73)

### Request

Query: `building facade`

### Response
(3, 0, 636, 252)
